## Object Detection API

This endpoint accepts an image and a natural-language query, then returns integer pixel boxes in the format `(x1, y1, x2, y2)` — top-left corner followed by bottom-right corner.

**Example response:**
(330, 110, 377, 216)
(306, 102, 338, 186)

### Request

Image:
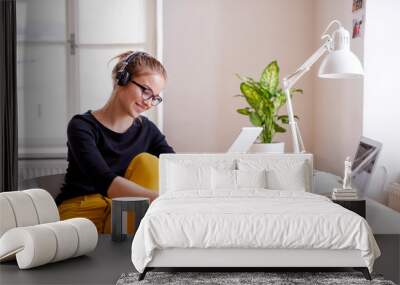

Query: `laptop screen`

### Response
(227, 127, 262, 153)
(352, 137, 382, 192)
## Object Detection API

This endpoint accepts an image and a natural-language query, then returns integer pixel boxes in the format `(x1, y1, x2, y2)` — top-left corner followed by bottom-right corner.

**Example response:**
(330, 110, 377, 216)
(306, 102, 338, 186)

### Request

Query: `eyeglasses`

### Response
(130, 80, 163, 106)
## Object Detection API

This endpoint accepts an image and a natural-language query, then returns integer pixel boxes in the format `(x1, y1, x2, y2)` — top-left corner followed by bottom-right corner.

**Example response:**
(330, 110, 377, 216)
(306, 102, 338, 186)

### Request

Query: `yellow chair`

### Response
(58, 153, 159, 233)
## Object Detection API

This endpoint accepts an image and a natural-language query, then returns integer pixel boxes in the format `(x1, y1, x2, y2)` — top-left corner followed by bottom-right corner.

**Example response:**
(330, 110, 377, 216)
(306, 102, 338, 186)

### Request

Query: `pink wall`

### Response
(312, 0, 364, 175)
(162, 0, 314, 153)
(162, 0, 399, 204)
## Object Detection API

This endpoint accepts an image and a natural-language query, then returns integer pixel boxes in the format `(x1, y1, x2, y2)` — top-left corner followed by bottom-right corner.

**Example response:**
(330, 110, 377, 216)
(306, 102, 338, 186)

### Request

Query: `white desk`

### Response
(314, 170, 400, 234)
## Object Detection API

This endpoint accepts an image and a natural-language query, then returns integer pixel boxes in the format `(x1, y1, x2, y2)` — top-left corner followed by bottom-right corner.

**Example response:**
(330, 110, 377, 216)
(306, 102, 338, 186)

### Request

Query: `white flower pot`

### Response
(250, 142, 285, 153)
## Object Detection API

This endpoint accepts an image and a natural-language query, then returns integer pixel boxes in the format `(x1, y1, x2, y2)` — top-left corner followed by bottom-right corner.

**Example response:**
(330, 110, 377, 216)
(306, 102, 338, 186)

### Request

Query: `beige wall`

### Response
(163, 0, 314, 153)
(312, 0, 364, 175)
(162, 0, 399, 203)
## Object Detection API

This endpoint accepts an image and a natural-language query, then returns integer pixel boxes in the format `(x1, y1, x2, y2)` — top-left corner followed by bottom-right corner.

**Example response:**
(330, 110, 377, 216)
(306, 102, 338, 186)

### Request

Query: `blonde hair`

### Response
(111, 51, 167, 84)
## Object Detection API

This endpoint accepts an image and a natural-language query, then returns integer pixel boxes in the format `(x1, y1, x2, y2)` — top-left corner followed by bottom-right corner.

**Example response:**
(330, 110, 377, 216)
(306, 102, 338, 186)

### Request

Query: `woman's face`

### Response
(117, 72, 165, 118)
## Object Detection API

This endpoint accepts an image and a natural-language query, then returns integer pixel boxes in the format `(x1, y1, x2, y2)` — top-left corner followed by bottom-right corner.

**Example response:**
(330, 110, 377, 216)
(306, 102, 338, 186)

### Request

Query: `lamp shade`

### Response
(318, 49, 364, 78)
(318, 26, 363, 78)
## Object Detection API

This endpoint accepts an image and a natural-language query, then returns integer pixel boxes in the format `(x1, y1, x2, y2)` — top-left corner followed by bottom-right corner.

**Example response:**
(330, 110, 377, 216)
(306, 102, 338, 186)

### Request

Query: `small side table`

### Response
(332, 199, 366, 218)
(111, 197, 149, 242)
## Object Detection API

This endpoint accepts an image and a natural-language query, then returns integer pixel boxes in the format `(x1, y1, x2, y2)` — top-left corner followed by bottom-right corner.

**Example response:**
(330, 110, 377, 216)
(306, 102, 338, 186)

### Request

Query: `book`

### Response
(333, 188, 357, 193)
(332, 187, 359, 200)
(333, 191, 357, 195)
(333, 193, 358, 197)
(332, 196, 359, 200)
(332, 193, 359, 200)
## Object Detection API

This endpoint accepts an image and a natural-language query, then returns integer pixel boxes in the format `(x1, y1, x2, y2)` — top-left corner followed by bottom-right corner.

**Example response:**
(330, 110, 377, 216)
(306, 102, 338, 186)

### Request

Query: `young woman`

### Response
(56, 51, 174, 233)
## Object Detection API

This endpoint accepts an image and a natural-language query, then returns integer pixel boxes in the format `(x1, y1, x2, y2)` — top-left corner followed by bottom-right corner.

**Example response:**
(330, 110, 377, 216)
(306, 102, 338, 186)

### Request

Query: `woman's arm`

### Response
(146, 119, 175, 156)
(67, 117, 157, 200)
(107, 176, 158, 202)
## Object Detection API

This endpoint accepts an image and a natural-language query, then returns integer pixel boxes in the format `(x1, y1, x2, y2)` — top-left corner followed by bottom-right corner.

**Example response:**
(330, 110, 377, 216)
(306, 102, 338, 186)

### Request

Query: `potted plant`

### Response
(236, 60, 302, 153)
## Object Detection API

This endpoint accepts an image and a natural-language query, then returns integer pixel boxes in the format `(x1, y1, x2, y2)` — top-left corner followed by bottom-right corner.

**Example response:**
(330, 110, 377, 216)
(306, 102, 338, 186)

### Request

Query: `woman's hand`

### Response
(148, 191, 159, 203)
(107, 176, 159, 202)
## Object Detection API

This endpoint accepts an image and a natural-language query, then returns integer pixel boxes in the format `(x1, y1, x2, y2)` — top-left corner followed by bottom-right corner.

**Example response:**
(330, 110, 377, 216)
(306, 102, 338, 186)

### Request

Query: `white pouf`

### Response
(0, 189, 98, 269)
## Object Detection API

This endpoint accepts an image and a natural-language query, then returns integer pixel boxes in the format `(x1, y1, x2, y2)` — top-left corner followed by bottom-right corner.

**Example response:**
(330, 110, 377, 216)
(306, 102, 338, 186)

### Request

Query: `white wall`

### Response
(363, 0, 400, 203)
(163, 0, 314, 153)
(312, 0, 364, 176)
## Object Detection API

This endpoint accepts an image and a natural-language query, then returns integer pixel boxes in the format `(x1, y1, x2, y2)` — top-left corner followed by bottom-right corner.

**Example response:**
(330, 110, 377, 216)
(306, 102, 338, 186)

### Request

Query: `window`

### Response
(16, 0, 159, 182)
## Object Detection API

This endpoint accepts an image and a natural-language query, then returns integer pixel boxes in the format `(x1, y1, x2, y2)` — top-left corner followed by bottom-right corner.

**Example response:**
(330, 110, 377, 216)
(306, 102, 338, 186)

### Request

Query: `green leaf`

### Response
(290, 88, 303, 95)
(240, 82, 261, 109)
(273, 122, 286, 133)
(260, 60, 279, 94)
(237, 108, 251, 115)
(256, 101, 264, 117)
(261, 102, 273, 117)
(249, 112, 263, 126)
(277, 115, 299, 124)
(242, 78, 265, 95)
(277, 115, 289, 124)
(235, 60, 301, 142)
(260, 89, 274, 102)
(273, 90, 287, 109)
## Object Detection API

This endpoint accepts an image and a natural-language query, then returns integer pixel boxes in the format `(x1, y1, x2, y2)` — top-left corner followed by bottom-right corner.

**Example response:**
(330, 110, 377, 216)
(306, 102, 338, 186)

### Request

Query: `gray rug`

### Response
(116, 271, 396, 285)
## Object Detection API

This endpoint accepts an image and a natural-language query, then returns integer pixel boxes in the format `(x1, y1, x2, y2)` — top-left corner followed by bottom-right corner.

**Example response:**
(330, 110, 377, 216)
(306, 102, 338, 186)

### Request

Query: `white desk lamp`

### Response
(283, 20, 364, 153)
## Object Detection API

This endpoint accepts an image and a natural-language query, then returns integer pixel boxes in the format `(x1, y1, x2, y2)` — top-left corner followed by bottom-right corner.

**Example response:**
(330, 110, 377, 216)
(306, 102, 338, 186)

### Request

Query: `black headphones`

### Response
(116, 51, 149, 86)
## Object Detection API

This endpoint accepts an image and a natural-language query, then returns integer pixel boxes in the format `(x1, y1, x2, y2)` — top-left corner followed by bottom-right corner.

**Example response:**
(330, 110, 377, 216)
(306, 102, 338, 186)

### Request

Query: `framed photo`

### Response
(352, 0, 363, 12)
(352, 15, 364, 38)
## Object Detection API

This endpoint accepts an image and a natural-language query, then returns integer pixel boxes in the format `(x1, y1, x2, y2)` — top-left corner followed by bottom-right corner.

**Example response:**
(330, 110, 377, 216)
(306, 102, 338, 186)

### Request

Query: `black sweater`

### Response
(56, 111, 174, 204)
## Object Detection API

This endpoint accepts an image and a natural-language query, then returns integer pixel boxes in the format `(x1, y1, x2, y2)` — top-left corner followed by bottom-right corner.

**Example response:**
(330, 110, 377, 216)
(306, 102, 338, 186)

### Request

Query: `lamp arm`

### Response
(283, 40, 331, 153)
(283, 40, 331, 89)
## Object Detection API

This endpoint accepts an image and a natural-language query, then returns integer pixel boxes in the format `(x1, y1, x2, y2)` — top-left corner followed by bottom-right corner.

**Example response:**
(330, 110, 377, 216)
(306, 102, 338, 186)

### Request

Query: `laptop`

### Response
(227, 127, 262, 153)
(351, 136, 382, 192)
